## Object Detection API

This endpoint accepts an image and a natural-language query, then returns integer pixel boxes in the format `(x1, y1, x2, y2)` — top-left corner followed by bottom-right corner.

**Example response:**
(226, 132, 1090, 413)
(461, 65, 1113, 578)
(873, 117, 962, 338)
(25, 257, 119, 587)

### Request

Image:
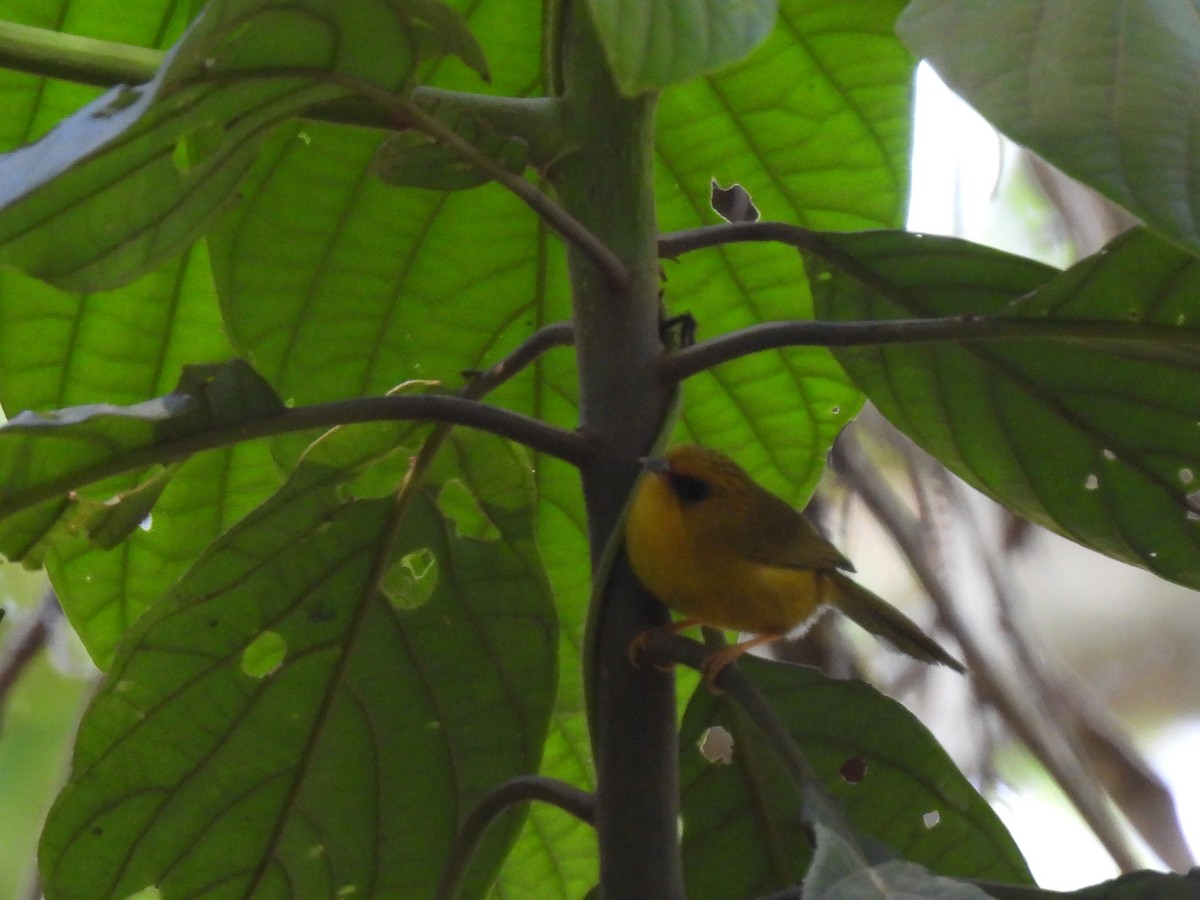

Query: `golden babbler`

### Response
(625, 445, 964, 686)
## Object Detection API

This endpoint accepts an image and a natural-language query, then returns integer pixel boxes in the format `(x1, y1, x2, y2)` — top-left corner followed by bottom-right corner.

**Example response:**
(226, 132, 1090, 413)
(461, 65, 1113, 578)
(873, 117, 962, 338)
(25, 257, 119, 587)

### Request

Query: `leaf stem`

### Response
(0, 393, 587, 524)
(0, 20, 161, 87)
(661, 314, 1200, 381)
(433, 775, 596, 900)
(332, 75, 629, 291)
(460, 321, 574, 399)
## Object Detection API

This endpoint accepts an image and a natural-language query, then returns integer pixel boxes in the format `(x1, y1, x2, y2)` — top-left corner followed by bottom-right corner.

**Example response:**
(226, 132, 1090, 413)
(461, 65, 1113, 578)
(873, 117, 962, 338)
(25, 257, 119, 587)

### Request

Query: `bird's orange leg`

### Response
(627, 619, 700, 669)
(700, 633, 781, 693)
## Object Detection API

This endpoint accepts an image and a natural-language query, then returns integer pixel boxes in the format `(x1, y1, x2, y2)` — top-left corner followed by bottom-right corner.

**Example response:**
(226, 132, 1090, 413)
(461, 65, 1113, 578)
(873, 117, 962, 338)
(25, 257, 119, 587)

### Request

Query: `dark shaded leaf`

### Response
(679, 659, 1031, 899)
(40, 428, 556, 899)
(806, 228, 1200, 589)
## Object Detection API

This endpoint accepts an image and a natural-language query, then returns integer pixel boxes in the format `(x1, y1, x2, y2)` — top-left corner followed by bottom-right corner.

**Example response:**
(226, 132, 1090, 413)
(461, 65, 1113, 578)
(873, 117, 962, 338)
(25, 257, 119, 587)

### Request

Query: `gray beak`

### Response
(638, 456, 670, 473)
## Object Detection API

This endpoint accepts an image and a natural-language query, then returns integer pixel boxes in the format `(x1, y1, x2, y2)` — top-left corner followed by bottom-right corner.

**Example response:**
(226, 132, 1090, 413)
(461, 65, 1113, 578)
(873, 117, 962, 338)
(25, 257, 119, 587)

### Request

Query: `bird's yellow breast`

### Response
(625, 470, 825, 635)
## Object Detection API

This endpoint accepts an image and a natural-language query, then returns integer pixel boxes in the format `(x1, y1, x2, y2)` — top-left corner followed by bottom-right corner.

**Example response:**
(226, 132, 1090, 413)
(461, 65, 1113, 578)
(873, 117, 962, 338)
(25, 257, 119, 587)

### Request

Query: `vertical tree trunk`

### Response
(551, 3, 685, 897)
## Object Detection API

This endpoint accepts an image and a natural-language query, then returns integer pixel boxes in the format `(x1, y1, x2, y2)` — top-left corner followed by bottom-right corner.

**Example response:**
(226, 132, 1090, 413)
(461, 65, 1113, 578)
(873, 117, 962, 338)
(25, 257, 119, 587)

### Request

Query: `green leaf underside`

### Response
(40, 428, 556, 900)
(898, 0, 1200, 256)
(0, 0, 485, 291)
(678, 659, 1031, 899)
(806, 228, 1200, 589)
(586, 0, 778, 95)
(656, 0, 912, 501)
(0, 359, 281, 566)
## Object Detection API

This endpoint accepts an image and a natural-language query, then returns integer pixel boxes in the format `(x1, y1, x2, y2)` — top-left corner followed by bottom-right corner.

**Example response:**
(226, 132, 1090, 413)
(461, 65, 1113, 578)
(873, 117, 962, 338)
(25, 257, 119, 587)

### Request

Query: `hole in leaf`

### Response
(382, 548, 438, 610)
(1102, 449, 1117, 461)
(437, 479, 500, 541)
(1083, 474, 1098, 490)
(840, 756, 867, 784)
(241, 630, 287, 679)
(710, 179, 760, 223)
(1180, 468, 1195, 485)
(139, 513, 153, 532)
(698, 726, 733, 764)
(922, 810, 940, 829)
(1187, 490, 1200, 513)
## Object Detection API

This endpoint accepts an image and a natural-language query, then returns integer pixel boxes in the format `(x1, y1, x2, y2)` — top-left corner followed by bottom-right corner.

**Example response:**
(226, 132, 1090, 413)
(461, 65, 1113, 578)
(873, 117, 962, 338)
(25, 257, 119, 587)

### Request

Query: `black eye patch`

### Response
(667, 471, 712, 504)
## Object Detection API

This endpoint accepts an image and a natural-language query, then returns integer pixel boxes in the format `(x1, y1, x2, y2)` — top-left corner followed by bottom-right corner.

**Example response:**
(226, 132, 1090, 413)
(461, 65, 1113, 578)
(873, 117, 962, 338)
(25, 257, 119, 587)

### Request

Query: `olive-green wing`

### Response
(730, 487, 854, 572)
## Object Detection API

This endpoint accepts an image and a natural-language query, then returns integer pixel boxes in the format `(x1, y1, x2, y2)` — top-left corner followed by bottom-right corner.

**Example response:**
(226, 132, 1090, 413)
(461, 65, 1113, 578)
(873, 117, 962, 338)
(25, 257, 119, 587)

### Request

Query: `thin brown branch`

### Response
(0, 589, 59, 717)
(0, 393, 587, 525)
(434, 774, 595, 900)
(461, 321, 574, 399)
(658, 314, 1200, 382)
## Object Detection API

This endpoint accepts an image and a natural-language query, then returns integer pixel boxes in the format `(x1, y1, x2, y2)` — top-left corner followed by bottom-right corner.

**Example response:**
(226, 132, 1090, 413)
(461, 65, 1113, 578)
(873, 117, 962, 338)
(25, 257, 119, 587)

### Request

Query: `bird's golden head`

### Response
(643, 445, 755, 515)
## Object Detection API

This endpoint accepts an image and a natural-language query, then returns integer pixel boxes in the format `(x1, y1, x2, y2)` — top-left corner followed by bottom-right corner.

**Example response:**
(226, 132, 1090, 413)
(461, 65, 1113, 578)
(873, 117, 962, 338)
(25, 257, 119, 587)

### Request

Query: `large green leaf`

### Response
(806, 228, 1200, 589)
(40, 427, 557, 900)
(0, 2, 277, 673)
(897, 0, 1200, 254)
(678, 659, 1031, 899)
(0, 0, 485, 291)
(586, 0, 777, 95)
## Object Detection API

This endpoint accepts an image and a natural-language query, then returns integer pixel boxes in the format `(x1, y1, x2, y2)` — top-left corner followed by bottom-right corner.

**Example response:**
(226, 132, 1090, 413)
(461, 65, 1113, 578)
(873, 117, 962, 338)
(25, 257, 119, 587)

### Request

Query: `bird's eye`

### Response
(667, 472, 712, 504)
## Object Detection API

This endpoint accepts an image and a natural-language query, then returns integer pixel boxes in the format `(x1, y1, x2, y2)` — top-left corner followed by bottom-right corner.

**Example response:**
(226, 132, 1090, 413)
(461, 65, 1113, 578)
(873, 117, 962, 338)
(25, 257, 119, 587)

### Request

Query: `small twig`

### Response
(833, 430, 1142, 872)
(375, 323, 579, 620)
(0, 589, 60, 716)
(434, 774, 596, 900)
(460, 321, 574, 400)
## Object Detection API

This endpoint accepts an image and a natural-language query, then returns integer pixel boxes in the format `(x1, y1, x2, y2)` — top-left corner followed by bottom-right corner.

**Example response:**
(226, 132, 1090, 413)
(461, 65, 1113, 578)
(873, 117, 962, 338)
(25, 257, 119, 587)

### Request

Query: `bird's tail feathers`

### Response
(826, 571, 965, 673)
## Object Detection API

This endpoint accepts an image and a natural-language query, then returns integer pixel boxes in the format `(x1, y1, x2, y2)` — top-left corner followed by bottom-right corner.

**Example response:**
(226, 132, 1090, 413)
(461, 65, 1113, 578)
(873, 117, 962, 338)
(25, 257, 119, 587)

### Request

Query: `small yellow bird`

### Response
(625, 445, 964, 686)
